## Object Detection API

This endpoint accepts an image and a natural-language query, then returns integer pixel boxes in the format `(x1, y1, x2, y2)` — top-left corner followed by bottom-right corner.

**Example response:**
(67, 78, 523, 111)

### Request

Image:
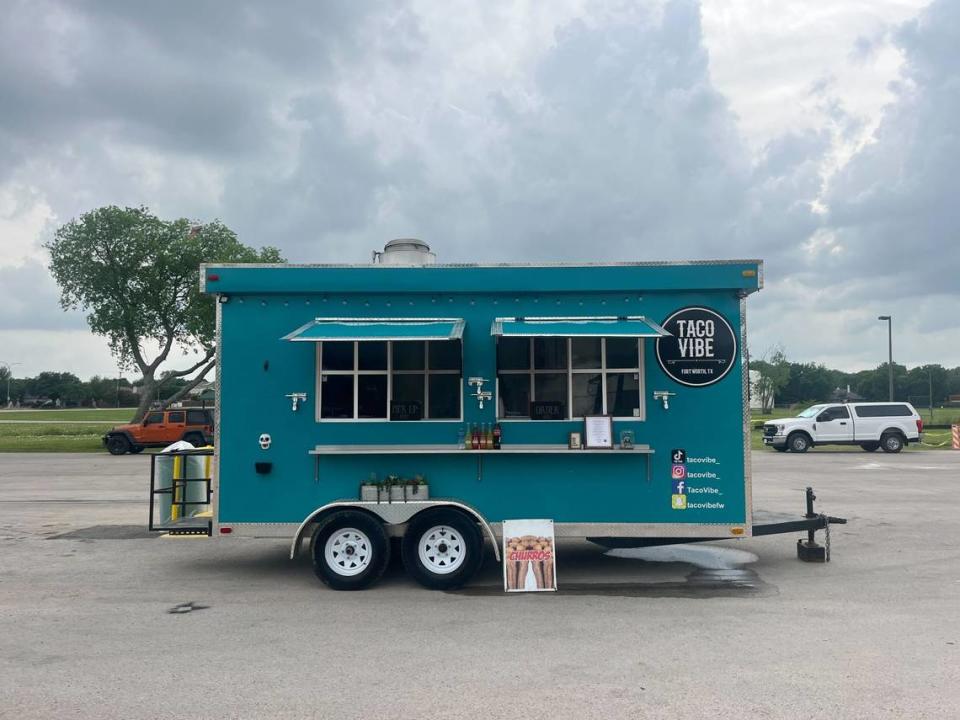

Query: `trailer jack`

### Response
(796, 486, 835, 563)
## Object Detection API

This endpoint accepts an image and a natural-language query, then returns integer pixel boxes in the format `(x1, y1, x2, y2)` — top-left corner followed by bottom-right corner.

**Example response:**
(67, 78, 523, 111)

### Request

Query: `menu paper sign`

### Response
(503, 520, 556, 592)
(584, 416, 613, 448)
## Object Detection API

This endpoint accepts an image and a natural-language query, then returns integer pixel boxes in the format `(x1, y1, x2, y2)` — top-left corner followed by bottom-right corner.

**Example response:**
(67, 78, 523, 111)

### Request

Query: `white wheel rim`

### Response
(418, 525, 466, 575)
(324, 528, 373, 577)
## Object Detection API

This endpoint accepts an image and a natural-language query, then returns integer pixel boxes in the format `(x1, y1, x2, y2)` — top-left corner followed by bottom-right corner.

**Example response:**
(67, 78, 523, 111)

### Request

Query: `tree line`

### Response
(751, 351, 960, 411)
(0, 370, 200, 409)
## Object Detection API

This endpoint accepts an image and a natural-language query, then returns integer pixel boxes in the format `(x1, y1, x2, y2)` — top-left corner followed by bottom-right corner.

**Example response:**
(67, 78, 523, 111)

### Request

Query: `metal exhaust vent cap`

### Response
(372, 239, 436, 265)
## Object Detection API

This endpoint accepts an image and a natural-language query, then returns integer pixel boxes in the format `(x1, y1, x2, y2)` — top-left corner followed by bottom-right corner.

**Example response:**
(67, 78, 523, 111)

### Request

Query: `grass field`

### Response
(0, 423, 115, 452)
(0, 409, 136, 452)
(0, 408, 136, 422)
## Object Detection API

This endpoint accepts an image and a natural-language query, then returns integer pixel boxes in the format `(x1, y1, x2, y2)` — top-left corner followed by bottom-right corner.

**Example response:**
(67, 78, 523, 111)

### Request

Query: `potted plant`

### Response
(404, 474, 429, 500)
(381, 474, 429, 502)
(360, 473, 380, 502)
(363, 474, 430, 503)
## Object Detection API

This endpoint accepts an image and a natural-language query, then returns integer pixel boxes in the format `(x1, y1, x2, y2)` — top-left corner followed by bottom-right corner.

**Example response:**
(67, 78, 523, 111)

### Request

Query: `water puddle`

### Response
(452, 544, 775, 598)
(605, 544, 758, 569)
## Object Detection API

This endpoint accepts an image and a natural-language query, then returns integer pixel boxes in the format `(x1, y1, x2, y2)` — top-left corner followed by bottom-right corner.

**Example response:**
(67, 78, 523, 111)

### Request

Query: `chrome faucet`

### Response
(468, 377, 492, 410)
(653, 390, 676, 410)
(286, 392, 307, 411)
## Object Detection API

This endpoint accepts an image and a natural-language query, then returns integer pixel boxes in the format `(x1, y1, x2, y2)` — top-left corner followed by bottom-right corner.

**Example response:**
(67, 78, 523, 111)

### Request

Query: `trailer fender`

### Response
(290, 500, 501, 563)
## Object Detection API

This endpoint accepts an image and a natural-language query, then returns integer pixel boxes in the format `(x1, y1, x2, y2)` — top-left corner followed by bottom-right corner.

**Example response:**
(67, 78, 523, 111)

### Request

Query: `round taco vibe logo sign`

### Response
(656, 307, 737, 387)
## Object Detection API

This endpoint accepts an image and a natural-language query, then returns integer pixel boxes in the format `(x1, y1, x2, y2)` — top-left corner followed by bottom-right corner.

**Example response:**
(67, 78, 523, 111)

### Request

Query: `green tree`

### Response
(751, 345, 790, 413)
(28, 371, 84, 405)
(46, 206, 283, 421)
(0, 365, 11, 406)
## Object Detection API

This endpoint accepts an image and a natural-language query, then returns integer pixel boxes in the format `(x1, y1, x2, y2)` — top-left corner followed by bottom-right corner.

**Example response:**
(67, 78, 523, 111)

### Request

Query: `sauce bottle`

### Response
(493, 423, 502, 450)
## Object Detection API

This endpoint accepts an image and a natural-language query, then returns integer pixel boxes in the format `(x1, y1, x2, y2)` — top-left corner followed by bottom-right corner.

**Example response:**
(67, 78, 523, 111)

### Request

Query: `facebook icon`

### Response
(672, 479, 686, 495)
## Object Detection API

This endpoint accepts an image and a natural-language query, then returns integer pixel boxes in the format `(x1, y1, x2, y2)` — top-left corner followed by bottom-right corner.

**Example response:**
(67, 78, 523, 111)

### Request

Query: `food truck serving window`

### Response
(317, 340, 462, 421)
(496, 337, 644, 420)
(491, 317, 669, 421)
(282, 317, 465, 422)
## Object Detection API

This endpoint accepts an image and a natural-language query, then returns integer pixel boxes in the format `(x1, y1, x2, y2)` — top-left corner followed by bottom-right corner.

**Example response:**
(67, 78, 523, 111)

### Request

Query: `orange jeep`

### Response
(103, 407, 214, 455)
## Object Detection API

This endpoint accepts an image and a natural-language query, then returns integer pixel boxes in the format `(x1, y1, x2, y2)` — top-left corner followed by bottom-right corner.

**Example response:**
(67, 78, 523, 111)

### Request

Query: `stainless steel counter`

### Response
(309, 444, 655, 482)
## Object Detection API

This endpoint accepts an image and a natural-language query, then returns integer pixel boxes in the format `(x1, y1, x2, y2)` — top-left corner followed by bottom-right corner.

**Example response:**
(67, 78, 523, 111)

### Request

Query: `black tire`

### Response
(183, 432, 205, 447)
(773, 445, 788, 453)
(787, 432, 811, 453)
(402, 509, 484, 590)
(106, 435, 130, 455)
(310, 511, 390, 591)
(880, 433, 904, 454)
(860, 442, 880, 452)
(129, 445, 145, 454)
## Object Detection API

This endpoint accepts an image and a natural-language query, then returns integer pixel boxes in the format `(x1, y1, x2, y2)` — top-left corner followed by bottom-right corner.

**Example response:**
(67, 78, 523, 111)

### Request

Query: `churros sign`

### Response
(503, 519, 557, 593)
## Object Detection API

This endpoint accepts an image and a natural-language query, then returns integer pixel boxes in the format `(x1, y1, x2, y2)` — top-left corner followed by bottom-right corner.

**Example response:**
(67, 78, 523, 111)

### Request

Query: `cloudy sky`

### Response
(0, 0, 956, 379)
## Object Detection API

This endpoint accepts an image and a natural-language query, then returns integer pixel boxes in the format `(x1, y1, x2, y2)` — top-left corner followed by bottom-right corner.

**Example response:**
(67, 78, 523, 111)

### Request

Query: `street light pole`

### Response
(0, 361, 23, 406)
(878, 315, 893, 401)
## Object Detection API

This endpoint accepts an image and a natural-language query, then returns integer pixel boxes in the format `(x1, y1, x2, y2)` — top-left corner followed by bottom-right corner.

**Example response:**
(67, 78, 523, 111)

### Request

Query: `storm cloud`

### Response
(0, 0, 955, 377)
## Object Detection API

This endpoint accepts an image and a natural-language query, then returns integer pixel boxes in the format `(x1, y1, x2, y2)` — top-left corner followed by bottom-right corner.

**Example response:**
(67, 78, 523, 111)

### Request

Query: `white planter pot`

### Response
(388, 484, 430, 502)
(361, 484, 430, 502)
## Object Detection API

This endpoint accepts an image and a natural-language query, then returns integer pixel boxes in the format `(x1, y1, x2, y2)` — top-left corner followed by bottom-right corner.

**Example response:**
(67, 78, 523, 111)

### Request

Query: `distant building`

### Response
(749, 370, 766, 410)
(188, 380, 213, 397)
(830, 385, 864, 402)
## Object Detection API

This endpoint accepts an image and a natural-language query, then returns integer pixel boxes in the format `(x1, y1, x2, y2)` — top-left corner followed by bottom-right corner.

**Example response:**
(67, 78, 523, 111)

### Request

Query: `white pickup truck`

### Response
(762, 402, 923, 453)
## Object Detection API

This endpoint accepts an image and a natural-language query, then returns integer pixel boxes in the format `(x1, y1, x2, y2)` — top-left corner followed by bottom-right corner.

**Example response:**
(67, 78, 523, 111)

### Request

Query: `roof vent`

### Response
(372, 239, 436, 266)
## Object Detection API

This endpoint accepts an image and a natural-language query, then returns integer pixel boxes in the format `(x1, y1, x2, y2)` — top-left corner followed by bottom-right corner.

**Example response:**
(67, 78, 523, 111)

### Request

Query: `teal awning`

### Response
(283, 317, 465, 342)
(490, 316, 669, 338)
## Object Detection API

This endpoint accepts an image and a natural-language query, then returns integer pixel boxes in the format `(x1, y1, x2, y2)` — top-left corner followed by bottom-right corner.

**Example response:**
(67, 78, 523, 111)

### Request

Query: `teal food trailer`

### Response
(160, 240, 834, 590)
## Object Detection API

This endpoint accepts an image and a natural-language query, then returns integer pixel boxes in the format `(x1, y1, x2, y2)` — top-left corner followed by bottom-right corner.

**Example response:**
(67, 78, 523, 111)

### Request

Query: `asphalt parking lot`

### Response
(1, 451, 958, 719)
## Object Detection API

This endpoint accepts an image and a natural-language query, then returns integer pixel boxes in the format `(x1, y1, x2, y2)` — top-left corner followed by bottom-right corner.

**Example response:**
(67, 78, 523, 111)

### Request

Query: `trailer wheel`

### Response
(880, 433, 904, 454)
(860, 442, 879, 452)
(310, 511, 390, 591)
(402, 509, 484, 590)
(787, 432, 811, 453)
